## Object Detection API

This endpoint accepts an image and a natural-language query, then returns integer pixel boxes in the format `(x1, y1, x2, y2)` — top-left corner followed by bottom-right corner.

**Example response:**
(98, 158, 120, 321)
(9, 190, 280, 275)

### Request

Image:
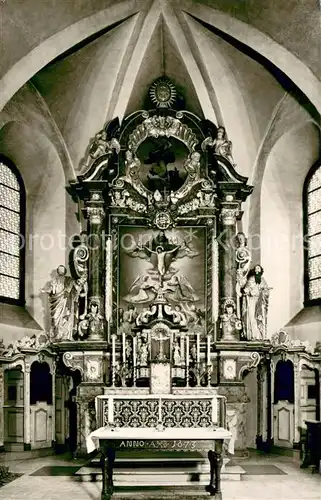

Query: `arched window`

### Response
(0, 156, 25, 305)
(304, 161, 321, 304)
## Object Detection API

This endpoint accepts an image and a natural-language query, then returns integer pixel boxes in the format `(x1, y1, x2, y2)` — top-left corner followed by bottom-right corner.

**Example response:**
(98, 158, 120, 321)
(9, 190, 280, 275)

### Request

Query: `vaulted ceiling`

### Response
(0, 0, 320, 177)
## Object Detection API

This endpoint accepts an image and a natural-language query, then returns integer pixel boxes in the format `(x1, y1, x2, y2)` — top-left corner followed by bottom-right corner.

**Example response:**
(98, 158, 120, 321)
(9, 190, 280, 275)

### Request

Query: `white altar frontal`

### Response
(88, 388, 232, 498)
(88, 396, 233, 500)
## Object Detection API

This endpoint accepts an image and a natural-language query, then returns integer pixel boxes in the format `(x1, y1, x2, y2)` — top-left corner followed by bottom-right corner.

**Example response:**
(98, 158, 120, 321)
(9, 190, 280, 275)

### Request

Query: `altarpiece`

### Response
(1, 78, 320, 460)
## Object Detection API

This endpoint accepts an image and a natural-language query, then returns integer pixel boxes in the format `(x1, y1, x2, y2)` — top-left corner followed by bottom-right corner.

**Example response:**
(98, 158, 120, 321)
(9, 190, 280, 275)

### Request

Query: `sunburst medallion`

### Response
(149, 77, 177, 108)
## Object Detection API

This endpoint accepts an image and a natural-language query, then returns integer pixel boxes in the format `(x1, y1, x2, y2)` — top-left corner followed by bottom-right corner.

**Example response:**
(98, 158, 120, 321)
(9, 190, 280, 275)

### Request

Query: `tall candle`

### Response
(196, 333, 200, 364)
(186, 335, 189, 366)
(207, 335, 211, 365)
(112, 334, 116, 365)
(122, 332, 126, 363)
(133, 337, 137, 368)
(105, 236, 112, 322)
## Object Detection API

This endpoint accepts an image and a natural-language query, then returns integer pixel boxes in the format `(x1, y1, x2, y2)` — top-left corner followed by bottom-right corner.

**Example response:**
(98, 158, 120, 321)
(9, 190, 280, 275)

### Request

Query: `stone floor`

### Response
(0, 452, 320, 500)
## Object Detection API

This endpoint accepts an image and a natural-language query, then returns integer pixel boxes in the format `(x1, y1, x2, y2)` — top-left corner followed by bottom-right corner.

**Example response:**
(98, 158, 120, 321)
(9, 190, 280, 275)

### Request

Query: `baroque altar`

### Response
(39, 78, 288, 455)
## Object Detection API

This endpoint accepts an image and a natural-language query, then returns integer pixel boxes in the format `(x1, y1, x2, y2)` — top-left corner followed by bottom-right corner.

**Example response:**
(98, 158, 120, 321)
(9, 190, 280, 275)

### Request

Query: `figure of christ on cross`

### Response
(122, 231, 200, 306)
(152, 328, 170, 361)
(143, 244, 180, 286)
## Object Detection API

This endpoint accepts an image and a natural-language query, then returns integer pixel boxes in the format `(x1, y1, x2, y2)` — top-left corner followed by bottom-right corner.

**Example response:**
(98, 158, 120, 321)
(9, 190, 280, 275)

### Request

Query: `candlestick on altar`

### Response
(112, 334, 116, 364)
(186, 335, 189, 387)
(111, 334, 116, 386)
(122, 332, 126, 364)
(133, 336, 137, 385)
(207, 335, 211, 366)
(196, 333, 200, 364)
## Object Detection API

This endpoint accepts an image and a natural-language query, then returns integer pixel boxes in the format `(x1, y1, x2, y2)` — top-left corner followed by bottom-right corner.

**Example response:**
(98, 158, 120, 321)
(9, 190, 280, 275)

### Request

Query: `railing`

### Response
(96, 394, 226, 429)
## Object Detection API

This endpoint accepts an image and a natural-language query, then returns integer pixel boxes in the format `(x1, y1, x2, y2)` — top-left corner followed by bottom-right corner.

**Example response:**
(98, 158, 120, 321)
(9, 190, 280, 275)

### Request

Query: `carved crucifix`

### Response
(153, 328, 170, 361)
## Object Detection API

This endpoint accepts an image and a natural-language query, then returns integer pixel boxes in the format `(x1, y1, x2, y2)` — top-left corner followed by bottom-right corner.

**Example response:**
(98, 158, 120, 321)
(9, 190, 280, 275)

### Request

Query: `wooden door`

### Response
(3, 368, 24, 451)
(30, 402, 53, 449)
(273, 401, 294, 448)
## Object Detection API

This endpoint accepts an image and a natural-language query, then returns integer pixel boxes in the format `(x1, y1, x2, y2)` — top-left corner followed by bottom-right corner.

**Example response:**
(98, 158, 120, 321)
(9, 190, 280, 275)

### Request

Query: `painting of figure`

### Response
(136, 137, 190, 194)
(118, 227, 206, 318)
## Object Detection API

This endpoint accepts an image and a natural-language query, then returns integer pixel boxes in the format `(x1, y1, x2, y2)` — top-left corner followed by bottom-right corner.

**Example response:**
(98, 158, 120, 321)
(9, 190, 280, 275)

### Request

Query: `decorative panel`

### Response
(150, 363, 171, 394)
(113, 399, 159, 427)
(35, 409, 48, 442)
(102, 400, 109, 426)
(162, 399, 212, 428)
(278, 408, 290, 441)
(7, 410, 24, 438)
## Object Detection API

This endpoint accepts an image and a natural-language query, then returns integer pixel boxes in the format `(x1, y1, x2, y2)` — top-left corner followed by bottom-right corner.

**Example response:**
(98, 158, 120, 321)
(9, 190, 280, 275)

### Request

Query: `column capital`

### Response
(219, 206, 240, 225)
(86, 206, 105, 225)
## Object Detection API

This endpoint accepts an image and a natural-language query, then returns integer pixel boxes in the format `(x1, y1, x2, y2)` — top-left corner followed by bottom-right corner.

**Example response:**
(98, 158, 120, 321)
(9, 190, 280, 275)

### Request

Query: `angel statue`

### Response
(235, 232, 252, 318)
(201, 126, 236, 167)
(42, 265, 83, 341)
(220, 300, 242, 341)
(242, 265, 271, 341)
(124, 150, 141, 179)
(83, 130, 120, 168)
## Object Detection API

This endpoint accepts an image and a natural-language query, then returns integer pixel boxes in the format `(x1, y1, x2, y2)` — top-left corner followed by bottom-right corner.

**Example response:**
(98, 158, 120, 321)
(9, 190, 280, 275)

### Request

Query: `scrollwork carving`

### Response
(270, 330, 314, 353)
(238, 352, 261, 378)
(63, 352, 84, 375)
(3, 333, 49, 357)
(128, 115, 198, 153)
(73, 244, 89, 278)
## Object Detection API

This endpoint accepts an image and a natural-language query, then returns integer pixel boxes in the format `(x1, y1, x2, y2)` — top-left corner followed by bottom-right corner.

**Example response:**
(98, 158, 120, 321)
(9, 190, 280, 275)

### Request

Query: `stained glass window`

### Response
(0, 159, 24, 303)
(305, 164, 321, 302)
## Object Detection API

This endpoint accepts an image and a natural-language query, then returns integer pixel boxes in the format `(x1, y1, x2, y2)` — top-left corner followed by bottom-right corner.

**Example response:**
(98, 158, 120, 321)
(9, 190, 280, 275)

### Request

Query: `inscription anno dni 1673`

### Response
(107, 439, 214, 452)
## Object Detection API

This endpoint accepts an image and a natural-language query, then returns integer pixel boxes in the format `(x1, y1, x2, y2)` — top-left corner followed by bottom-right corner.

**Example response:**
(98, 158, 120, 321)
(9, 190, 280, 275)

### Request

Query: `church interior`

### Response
(0, 1, 320, 498)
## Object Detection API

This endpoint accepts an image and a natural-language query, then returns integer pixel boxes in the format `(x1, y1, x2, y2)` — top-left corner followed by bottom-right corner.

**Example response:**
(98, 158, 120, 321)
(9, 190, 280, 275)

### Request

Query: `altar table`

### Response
(87, 426, 233, 499)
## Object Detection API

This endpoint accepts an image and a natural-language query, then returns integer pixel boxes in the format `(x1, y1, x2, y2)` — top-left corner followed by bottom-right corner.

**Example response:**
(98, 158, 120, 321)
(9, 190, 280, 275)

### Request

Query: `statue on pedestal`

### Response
(173, 341, 182, 366)
(87, 301, 104, 339)
(137, 337, 149, 366)
(242, 265, 270, 341)
(84, 131, 120, 168)
(220, 300, 242, 341)
(235, 232, 251, 318)
(42, 265, 83, 341)
(201, 126, 236, 167)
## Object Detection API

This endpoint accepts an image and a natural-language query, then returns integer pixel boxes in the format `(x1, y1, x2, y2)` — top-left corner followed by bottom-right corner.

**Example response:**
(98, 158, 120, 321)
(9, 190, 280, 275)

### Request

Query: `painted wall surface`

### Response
(260, 123, 320, 338)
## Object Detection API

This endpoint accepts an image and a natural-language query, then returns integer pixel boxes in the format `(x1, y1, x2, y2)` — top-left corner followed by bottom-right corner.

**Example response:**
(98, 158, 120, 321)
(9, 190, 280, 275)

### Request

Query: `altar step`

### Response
(75, 452, 245, 486)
